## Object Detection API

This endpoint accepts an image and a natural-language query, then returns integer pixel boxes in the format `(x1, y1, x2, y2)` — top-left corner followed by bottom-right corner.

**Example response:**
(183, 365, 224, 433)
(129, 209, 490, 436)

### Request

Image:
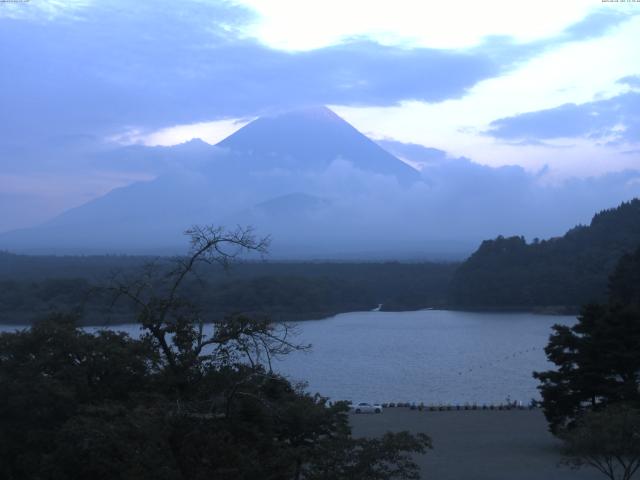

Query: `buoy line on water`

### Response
(345, 402, 537, 412)
(455, 346, 541, 376)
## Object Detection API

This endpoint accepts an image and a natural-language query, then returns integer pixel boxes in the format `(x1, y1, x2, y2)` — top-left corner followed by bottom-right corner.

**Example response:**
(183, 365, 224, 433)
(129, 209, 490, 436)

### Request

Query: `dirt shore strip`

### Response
(350, 408, 602, 480)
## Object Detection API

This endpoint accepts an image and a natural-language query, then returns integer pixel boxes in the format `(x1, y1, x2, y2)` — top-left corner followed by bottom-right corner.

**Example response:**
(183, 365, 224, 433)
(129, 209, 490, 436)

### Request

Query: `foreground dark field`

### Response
(351, 408, 602, 480)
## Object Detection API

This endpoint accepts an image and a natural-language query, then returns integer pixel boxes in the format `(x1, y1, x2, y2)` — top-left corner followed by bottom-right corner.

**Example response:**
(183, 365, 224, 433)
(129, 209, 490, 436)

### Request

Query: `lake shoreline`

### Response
(0, 306, 578, 327)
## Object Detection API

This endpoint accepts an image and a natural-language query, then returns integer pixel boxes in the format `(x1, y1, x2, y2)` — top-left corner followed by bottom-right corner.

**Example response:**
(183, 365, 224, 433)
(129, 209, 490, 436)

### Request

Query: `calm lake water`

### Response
(272, 310, 575, 405)
(0, 310, 574, 405)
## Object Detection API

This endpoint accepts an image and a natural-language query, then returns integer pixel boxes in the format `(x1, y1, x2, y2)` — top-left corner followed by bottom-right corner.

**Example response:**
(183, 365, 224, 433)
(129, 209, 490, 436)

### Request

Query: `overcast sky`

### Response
(1, 0, 639, 231)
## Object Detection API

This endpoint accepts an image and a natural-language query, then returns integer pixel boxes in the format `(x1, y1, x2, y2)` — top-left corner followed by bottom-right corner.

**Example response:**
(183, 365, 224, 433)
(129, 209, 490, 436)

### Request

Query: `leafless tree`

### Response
(108, 225, 308, 382)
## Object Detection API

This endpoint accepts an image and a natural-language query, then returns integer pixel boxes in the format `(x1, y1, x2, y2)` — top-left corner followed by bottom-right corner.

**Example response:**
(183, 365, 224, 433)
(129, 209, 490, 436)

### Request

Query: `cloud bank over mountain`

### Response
(2, 108, 639, 259)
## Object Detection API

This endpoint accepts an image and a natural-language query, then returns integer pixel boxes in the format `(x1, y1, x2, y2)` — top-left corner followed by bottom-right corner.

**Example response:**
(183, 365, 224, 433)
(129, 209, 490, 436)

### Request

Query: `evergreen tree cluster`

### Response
(450, 199, 640, 308)
(534, 245, 640, 433)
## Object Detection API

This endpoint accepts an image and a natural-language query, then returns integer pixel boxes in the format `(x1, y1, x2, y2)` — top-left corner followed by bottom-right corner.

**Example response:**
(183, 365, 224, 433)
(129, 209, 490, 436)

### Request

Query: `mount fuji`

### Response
(0, 107, 423, 256)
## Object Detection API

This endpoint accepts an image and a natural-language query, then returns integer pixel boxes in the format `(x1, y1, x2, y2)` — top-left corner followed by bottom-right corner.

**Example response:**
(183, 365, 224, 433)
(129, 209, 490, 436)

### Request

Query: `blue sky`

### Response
(1, 0, 639, 231)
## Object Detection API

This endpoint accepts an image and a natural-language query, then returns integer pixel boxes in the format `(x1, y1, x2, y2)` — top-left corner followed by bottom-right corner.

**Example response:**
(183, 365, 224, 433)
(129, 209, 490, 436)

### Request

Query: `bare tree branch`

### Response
(104, 225, 306, 396)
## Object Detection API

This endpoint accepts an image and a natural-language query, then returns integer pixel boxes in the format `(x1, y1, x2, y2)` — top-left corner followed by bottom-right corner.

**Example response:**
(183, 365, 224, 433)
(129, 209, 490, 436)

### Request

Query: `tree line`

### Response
(0, 255, 456, 324)
(449, 199, 640, 309)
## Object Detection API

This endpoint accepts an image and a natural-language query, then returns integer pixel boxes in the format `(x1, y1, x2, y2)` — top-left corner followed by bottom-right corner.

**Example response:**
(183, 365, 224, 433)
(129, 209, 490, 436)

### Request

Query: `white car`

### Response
(351, 402, 383, 414)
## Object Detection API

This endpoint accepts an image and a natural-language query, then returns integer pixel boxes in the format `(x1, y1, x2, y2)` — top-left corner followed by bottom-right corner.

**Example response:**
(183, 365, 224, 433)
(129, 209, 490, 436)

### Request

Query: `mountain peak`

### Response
(217, 106, 419, 183)
(266, 105, 342, 122)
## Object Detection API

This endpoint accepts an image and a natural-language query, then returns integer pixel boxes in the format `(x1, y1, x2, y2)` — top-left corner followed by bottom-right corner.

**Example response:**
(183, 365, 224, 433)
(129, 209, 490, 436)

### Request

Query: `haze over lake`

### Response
(0, 310, 574, 405)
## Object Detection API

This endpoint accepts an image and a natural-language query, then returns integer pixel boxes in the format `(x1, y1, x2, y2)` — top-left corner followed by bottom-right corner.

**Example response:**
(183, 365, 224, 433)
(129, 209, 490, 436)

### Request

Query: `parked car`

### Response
(351, 402, 383, 414)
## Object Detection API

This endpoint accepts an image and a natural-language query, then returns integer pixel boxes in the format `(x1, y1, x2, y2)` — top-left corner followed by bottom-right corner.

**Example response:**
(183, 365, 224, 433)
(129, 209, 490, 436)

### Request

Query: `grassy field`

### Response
(350, 408, 602, 480)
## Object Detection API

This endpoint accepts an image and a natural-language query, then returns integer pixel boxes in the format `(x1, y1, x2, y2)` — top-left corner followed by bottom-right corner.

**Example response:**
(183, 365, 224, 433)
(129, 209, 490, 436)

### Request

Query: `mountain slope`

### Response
(0, 106, 419, 254)
(449, 198, 640, 308)
(217, 106, 419, 183)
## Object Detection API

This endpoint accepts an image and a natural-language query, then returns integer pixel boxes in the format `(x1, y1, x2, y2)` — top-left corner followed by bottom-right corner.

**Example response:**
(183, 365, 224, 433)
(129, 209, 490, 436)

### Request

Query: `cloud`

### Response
(0, 26, 496, 146)
(237, 1, 630, 51)
(4, 135, 640, 256)
(323, 12, 640, 177)
(1, 0, 635, 150)
(562, 8, 633, 41)
(376, 139, 450, 168)
(473, 8, 636, 67)
(114, 118, 253, 147)
(618, 75, 640, 88)
(486, 91, 640, 144)
(193, 145, 640, 256)
(0, 0, 94, 21)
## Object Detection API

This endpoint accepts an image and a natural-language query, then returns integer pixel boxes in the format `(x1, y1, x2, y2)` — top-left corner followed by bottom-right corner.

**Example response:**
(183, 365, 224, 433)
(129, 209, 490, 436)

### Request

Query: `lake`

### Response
(0, 310, 574, 405)
(273, 310, 575, 405)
